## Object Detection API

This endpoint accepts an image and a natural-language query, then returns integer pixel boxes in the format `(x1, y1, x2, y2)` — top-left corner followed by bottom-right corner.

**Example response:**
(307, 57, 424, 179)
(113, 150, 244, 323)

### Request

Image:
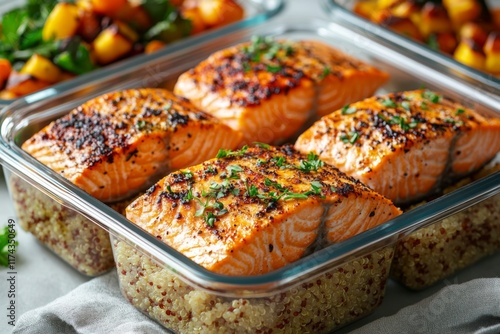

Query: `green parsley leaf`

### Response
(455, 108, 465, 115)
(381, 98, 397, 108)
(340, 131, 359, 144)
(254, 142, 271, 149)
(422, 90, 441, 103)
(319, 66, 331, 79)
(216, 145, 248, 159)
(266, 64, 282, 73)
(341, 105, 358, 115)
(400, 101, 411, 111)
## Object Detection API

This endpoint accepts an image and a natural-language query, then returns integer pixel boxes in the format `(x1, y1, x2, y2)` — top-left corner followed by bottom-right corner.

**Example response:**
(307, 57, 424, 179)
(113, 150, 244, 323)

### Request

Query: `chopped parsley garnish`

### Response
(181, 170, 193, 180)
(420, 101, 429, 110)
(182, 187, 193, 202)
(319, 66, 331, 79)
(422, 90, 441, 103)
(341, 105, 358, 115)
(297, 152, 324, 172)
(243, 62, 251, 73)
(389, 115, 419, 131)
(444, 118, 464, 126)
(135, 120, 150, 131)
(266, 64, 282, 73)
(381, 98, 397, 108)
(225, 164, 243, 179)
(455, 108, 465, 115)
(254, 142, 271, 149)
(216, 145, 248, 158)
(264, 178, 287, 192)
(400, 101, 411, 111)
(340, 131, 359, 144)
(243, 35, 294, 63)
(271, 156, 286, 167)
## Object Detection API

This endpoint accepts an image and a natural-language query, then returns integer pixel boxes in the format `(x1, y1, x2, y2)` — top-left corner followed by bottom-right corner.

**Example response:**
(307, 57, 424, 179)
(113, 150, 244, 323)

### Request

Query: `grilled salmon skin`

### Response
(22, 88, 242, 203)
(126, 146, 401, 276)
(173, 36, 389, 145)
(295, 89, 500, 205)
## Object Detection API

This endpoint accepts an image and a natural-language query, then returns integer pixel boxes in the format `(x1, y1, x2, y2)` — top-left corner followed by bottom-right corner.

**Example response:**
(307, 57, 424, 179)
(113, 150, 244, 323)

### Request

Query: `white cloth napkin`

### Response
(13, 273, 500, 334)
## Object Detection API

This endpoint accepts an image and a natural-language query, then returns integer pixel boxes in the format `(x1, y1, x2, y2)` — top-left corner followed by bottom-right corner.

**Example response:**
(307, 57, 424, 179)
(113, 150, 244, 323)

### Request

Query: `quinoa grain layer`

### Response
(392, 164, 500, 290)
(9, 175, 117, 276)
(113, 238, 394, 334)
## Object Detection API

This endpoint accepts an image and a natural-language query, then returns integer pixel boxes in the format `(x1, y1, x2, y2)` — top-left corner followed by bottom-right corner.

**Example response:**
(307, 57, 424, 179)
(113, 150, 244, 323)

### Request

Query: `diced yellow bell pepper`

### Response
(20, 54, 62, 83)
(42, 3, 80, 41)
(198, 0, 244, 27)
(181, 7, 206, 35)
(377, 0, 400, 9)
(484, 32, 500, 74)
(353, 1, 379, 19)
(454, 39, 486, 71)
(443, 0, 481, 28)
(93, 27, 133, 65)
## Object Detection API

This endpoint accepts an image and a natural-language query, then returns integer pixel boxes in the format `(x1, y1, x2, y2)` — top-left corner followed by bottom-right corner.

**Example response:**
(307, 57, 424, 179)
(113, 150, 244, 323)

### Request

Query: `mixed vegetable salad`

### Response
(0, 0, 244, 99)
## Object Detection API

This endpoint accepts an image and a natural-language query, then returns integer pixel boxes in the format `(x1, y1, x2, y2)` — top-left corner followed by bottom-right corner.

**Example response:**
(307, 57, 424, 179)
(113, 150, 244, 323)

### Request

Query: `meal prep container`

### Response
(323, 0, 500, 97)
(1, 18, 500, 333)
(0, 0, 284, 106)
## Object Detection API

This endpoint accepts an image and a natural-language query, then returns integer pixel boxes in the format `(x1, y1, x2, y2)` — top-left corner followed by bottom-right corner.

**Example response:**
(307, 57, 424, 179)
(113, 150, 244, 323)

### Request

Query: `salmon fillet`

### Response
(173, 36, 389, 145)
(295, 89, 500, 205)
(126, 145, 401, 276)
(22, 88, 242, 202)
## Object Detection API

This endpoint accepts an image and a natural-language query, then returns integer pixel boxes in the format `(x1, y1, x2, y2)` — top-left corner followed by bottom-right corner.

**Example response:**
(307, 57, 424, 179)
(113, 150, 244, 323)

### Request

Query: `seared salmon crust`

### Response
(22, 88, 242, 202)
(126, 146, 401, 276)
(174, 37, 388, 144)
(295, 89, 500, 205)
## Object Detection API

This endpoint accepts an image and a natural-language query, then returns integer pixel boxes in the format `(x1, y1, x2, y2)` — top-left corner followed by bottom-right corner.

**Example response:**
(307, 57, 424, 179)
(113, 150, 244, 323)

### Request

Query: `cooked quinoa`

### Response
(113, 238, 394, 334)
(9, 174, 131, 276)
(392, 164, 500, 290)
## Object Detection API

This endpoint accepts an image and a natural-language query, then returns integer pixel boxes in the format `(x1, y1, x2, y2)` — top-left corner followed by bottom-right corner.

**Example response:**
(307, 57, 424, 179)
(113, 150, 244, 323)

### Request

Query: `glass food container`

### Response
(0, 0, 284, 106)
(0, 18, 499, 333)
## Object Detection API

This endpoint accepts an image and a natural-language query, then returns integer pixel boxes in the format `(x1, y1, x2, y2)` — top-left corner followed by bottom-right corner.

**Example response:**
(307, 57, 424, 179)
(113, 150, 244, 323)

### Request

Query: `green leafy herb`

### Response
(319, 66, 331, 79)
(254, 142, 271, 149)
(271, 156, 286, 167)
(297, 152, 324, 172)
(136, 120, 150, 131)
(400, 101, 411, 111)
(455, 108, 465, 115)
(388, 115, 418, 131)
(444, 118, 464, 126)
(182, 170, 193, 180)
(54, 41, 96, 75)
(216, 145, 248, 159)
(266, 64, 282, 73)
(226, 164, 243, 179)
(264, 178, 287, 192)
(381, 98, 397, 108)
(420, 101, 429, 110)
(183, 187, 194, 202)
(243, 62, 251, 73)
(426, 34, 439, 51)
(341, 105, 358, 115)
(422, 90, 441, 103)
(340, 131, 359, 144)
